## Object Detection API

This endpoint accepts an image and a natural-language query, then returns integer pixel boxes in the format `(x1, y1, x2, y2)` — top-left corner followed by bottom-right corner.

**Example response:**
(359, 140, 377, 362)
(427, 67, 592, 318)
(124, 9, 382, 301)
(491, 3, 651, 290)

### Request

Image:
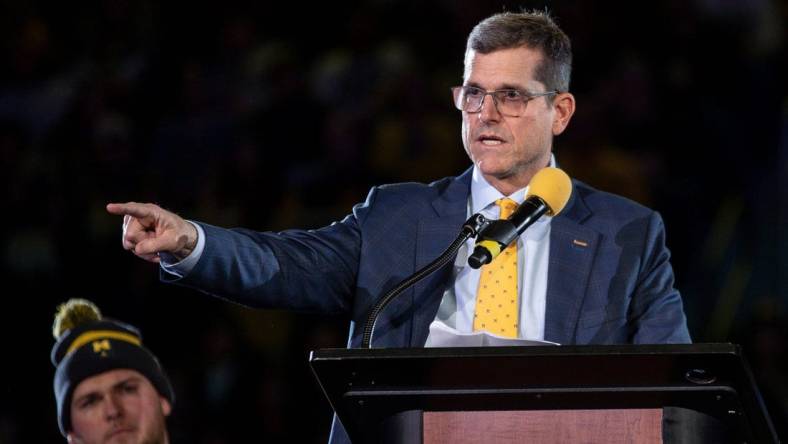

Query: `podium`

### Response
(309, 343, 778, 443)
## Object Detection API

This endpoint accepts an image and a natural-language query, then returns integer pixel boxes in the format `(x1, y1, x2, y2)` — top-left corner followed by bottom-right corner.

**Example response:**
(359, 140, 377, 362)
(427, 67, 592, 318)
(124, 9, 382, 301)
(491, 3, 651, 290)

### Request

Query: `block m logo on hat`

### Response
(92, 339, 110, 354)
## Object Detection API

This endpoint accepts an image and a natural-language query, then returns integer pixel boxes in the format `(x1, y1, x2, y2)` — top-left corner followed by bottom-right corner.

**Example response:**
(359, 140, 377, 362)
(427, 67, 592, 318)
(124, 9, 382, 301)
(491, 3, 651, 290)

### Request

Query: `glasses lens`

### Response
(453, 87, 478, 112)
(494, 90, 526, 116)
(462, 87, 484, 112)
(452, 87, 463, 110)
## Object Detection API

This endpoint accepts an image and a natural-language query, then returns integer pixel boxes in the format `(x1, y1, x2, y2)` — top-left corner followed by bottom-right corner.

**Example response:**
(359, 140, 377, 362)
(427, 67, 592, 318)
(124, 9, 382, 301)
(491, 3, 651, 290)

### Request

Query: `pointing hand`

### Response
(106, 202, 197, 263)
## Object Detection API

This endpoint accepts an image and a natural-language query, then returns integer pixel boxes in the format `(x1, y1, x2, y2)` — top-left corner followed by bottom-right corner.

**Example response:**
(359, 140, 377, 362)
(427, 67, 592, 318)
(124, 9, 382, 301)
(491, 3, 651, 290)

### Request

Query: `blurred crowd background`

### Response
(0, 0, 786, 442)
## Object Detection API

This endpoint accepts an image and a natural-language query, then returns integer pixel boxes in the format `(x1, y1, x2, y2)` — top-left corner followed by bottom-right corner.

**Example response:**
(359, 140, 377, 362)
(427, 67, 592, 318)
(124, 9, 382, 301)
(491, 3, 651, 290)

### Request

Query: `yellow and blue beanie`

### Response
(50, 299, 175, 436)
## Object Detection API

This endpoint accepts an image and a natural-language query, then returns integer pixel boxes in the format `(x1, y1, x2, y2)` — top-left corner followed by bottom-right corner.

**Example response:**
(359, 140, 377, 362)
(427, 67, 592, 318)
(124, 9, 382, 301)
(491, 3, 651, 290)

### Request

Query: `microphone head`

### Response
(526, 167, 572, 216)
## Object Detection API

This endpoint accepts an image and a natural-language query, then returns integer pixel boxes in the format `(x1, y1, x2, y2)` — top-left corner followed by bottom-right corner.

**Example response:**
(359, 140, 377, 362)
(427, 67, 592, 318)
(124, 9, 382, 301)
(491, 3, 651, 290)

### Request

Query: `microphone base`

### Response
(468, 245, 493, 269)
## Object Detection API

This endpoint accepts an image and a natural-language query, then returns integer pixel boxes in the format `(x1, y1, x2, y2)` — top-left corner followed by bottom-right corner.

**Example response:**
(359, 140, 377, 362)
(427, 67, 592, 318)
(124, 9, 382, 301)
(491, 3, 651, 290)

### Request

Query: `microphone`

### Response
(468, 167, 572, 269)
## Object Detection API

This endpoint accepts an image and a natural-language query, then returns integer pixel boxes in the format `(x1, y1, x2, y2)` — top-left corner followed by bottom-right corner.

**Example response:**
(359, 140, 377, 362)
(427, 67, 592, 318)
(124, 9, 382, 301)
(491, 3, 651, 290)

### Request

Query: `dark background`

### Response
(1, 0, 786, 442)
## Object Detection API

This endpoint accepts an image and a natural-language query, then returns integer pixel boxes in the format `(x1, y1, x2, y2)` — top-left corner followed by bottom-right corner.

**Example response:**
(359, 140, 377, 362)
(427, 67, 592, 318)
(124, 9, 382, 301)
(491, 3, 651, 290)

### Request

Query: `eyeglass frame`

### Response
(451, 85, 559, 117)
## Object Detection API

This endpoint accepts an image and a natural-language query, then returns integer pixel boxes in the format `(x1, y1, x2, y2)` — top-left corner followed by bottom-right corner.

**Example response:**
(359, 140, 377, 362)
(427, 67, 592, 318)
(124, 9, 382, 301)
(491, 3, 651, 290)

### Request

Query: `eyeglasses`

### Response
(451, 85, 558, 117)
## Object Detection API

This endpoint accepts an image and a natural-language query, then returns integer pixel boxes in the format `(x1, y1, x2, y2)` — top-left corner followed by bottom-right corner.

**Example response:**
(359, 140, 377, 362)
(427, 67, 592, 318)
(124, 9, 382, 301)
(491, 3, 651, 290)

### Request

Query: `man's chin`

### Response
(475, 154, 550, 180)
(475, 161, 514, 180)
(105, 430, 137, 444)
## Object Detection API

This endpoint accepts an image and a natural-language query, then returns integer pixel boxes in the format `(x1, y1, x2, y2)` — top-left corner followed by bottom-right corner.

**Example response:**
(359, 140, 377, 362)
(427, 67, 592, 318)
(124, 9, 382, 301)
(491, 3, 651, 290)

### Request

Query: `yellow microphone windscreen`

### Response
(525, 167, 572, 216)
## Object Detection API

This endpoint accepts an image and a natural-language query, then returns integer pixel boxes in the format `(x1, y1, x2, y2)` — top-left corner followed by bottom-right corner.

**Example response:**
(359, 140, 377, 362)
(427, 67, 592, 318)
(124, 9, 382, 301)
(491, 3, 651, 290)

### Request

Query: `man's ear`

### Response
(67, 433, 83, 444)
(551, 92, 576, 136)
(160, 397, 172, 417)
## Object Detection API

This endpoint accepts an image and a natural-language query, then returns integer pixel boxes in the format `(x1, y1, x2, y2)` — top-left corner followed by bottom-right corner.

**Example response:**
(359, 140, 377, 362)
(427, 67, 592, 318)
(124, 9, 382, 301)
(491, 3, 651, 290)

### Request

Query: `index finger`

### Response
(106, 202, 155, 219)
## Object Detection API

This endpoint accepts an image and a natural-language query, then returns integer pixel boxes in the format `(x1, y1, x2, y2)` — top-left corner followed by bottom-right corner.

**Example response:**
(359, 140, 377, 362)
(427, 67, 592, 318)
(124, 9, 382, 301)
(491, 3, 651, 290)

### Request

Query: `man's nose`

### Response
(478, 94, 502, 122)
(104, 394, 124, 420)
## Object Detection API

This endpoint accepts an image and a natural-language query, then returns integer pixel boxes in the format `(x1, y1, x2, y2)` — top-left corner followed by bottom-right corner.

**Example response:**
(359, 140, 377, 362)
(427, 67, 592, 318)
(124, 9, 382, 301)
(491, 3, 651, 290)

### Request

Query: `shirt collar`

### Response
(470, 153, 557, 214)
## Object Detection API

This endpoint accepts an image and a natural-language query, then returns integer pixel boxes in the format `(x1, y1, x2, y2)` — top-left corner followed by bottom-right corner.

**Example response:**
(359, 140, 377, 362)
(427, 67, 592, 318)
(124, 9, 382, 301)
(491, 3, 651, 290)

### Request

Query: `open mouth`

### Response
(478, 134, 506, 146)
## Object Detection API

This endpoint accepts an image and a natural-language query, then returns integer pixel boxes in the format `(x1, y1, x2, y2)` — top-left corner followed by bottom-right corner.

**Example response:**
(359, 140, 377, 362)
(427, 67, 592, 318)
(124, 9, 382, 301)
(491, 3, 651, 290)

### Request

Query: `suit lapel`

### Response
(544, 184, 600, 344)
(409, 168, 472, 346)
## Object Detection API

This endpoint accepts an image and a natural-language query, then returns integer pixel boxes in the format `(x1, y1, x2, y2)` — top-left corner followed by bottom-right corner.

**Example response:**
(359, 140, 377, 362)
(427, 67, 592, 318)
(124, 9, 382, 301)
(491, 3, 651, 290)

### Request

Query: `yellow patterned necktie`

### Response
(473, 198, 519, 338)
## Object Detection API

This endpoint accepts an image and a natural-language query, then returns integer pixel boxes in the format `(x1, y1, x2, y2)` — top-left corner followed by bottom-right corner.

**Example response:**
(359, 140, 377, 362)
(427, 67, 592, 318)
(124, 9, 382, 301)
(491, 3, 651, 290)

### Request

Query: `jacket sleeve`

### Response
(629, 211, 692, 344)
(160, 187, 380, 315)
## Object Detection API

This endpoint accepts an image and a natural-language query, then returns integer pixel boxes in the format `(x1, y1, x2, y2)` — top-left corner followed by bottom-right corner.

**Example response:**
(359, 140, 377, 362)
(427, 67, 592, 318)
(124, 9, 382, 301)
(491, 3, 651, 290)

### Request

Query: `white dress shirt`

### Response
(427, 156, 554, 342)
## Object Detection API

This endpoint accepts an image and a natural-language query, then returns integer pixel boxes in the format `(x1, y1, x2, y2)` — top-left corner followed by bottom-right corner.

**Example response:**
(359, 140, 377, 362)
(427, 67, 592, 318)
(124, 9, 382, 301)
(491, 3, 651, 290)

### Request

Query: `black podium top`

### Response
(310, 343, 778, 443)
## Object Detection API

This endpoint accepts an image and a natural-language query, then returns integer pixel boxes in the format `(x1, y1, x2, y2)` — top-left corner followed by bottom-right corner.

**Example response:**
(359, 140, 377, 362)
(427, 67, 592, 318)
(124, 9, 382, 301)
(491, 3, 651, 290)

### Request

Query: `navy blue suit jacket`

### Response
(163, 167, 690, 442)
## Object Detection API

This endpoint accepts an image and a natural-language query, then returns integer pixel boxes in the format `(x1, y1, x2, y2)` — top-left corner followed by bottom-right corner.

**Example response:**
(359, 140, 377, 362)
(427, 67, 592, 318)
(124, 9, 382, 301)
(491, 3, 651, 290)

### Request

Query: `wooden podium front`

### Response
(309, 344, 778, 443)
(423, 409, 662, 443)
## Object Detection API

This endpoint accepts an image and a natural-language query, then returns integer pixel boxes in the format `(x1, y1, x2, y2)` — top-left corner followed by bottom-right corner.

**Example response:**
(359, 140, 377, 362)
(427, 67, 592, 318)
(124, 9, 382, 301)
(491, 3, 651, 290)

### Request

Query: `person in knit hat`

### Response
(51, 298, 175, 444)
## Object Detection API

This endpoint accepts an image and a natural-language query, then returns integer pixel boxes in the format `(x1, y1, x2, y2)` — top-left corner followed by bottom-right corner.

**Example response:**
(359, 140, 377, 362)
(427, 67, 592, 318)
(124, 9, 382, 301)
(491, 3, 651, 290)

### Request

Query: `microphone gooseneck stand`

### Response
(361, 213, 490, 348)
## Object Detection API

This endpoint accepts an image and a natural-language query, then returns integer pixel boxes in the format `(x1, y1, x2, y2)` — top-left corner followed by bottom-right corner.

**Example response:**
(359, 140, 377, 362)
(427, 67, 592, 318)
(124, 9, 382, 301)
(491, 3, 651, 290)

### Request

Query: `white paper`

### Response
(424, 320, 560, 347)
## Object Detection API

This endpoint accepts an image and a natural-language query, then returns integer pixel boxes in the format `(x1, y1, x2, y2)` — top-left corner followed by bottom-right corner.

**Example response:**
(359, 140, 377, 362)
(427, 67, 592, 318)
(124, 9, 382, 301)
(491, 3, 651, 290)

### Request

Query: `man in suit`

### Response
(107, 10, 690, 442)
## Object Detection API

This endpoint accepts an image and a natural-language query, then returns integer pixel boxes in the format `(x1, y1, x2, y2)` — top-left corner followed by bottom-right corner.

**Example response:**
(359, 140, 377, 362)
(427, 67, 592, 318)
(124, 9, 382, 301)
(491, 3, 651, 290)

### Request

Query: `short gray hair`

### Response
(466, 10, 572, 92)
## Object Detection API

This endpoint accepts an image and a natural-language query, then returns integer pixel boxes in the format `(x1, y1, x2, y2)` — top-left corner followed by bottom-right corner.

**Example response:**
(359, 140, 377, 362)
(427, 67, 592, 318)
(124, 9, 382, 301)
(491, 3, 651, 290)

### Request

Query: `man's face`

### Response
(68, 369, 171, 444)
(461, 46, 573, 194)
